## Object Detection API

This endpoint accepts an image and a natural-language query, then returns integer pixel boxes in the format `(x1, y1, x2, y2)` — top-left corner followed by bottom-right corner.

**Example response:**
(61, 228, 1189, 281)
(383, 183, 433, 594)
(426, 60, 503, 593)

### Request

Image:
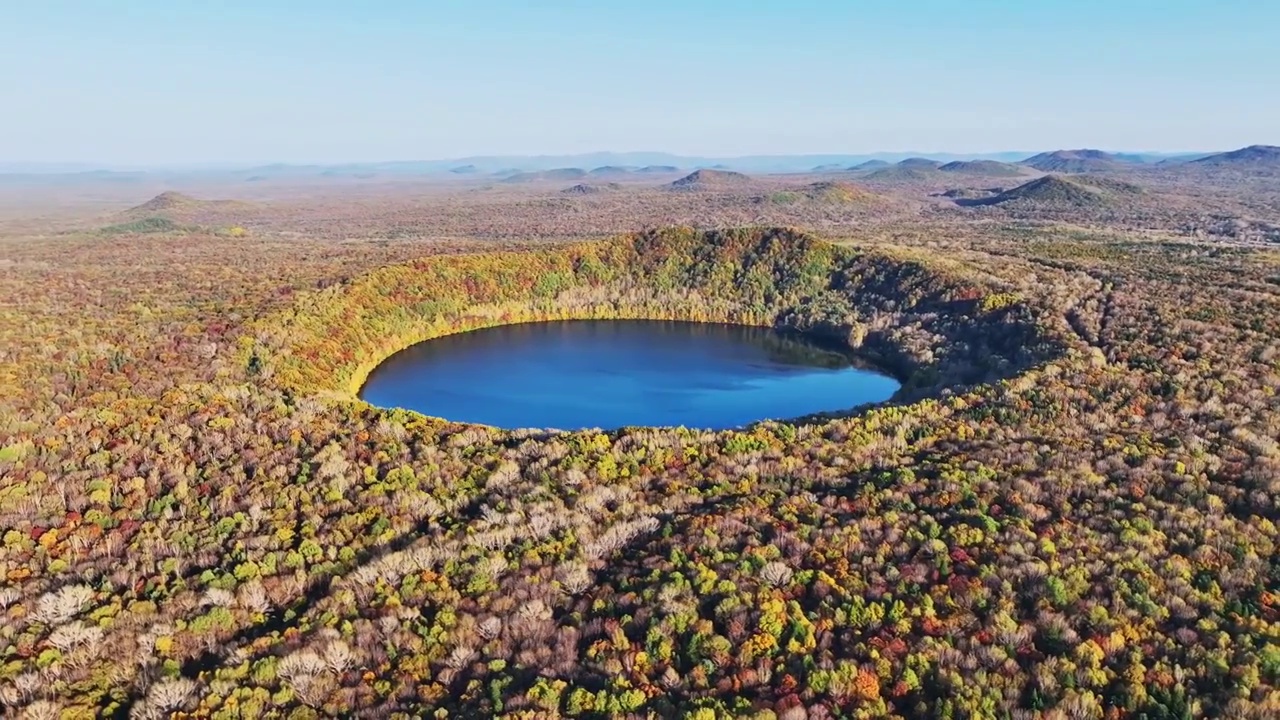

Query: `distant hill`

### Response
(501, 168, 588, 183)
(120, 192, 255, 225)
(938, 160, 1025, 177)
(799, 181, 883, 205)
(1021, 149, 1126, 173)
(667, 169, 754, 190)
(128, 191, 200, 214)
(1155, 153, 1216, 166)
(637, 165, 681, 174)
(897, 157, 943, 169)
(997, 176, 1107, 206)
(858, 158, 946, 183)
(537, 167, 589, 181)
(1112, 153, 1160, 164)
(1107, 152, 1211, 164)
(850, 159, 890, 171)
(803, 179, 875, 202)
(864, 165, 942, 183)
(811, 163, 846, 172)
(1188, 145, 1280, 168)
(449, 165, 479, 174)
(966, 174, 1143, 209)
(587, 166, 635, 177)
(561, 183, 622, 195)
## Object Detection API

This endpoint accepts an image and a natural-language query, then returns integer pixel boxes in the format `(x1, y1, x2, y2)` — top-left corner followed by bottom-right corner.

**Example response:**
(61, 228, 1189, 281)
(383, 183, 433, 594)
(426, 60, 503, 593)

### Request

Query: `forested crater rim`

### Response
(240, 227, 1071, 430)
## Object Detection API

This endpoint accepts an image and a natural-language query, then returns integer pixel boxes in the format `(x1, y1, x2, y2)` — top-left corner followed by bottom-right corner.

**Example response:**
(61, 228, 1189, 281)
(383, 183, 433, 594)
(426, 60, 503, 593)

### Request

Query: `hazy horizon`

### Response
(4, 1, 1277, 165)
(0, 147, 1243, 174)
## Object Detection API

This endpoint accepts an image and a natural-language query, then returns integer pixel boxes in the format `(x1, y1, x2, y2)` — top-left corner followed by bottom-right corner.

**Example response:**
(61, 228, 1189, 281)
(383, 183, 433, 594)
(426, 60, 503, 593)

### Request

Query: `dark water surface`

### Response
(359, 320, 900, 430)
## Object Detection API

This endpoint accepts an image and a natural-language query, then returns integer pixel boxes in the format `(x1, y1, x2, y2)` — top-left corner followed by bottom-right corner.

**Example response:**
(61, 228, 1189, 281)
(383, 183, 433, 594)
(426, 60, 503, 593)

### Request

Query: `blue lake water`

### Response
(358, 320, 900, 430)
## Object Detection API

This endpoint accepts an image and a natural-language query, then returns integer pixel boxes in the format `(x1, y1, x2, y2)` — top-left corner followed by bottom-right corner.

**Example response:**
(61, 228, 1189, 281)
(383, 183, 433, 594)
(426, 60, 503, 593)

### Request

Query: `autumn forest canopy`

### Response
(0, 218, 1278, 719)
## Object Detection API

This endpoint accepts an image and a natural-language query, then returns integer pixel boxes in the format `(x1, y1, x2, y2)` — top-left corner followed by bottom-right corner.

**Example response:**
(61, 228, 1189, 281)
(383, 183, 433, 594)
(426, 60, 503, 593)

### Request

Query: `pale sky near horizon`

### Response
(2, 0, 1277, 165)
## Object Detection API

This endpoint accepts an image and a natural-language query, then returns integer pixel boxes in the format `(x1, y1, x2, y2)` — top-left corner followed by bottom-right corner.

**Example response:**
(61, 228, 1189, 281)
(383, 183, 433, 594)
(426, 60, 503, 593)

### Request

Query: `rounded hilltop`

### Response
(1189, 144, 1280, 168)
(561, 182, 621, 195)
(938, 159, 1026, 177)
(802, 180, 881, 203)
(666, 168, 754, 190)
(127, 191, 200, 214)
(1020, 149, 1127, 173)
(990, 174, 1142, 208)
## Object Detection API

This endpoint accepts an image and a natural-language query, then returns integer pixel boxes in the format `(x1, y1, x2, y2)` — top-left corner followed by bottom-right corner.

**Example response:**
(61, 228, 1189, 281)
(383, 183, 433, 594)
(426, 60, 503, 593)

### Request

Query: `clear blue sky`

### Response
(2, 0, 1276, 164)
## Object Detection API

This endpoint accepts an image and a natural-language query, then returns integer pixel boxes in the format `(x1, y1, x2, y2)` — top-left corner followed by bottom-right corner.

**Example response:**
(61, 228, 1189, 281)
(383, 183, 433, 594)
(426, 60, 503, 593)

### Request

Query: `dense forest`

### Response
(1, 226, 1277, 718)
